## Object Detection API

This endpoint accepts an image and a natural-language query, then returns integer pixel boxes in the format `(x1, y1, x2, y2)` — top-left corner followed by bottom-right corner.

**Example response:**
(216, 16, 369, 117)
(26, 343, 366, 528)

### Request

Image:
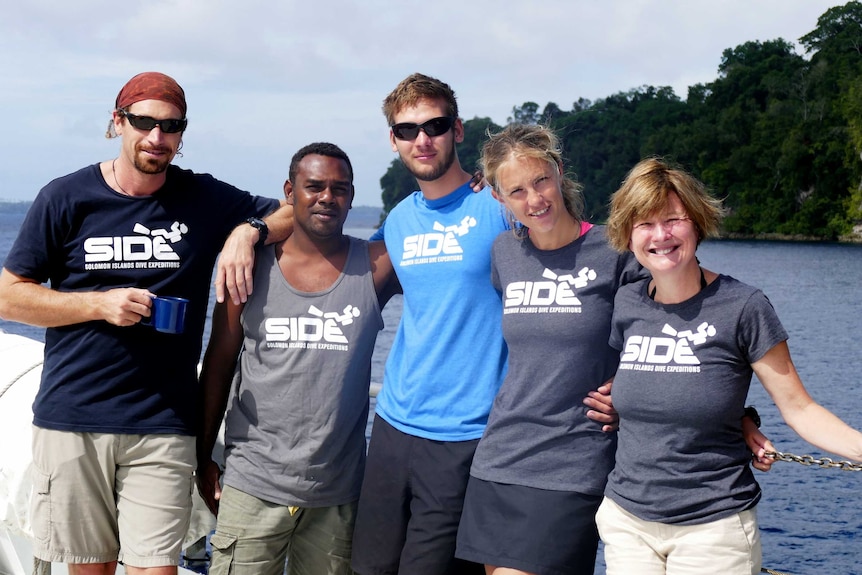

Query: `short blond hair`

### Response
(382, 73, 459, 126)
(606, 158, 724, 252)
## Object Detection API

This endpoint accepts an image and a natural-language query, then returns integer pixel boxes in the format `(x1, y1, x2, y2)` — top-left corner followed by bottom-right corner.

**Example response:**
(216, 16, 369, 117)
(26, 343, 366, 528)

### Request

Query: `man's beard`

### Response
(403, 141, 457, 182)
(133, 146, 174, 175)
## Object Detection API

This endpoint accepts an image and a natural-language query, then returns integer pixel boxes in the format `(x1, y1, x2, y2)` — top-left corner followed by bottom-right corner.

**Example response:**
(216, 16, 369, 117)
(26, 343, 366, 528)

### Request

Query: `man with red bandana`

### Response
(0, 72, 283, 575)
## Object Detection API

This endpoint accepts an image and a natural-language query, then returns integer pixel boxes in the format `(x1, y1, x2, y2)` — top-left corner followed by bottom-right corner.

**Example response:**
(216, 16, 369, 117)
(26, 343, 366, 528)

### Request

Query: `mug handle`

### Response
(140, 295, 156, 326)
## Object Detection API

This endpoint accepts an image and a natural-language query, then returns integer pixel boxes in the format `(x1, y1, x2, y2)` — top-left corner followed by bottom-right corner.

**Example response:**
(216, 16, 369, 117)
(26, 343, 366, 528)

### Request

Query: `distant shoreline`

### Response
(3, 202, 860, 242)
(0, 201, 385, 230)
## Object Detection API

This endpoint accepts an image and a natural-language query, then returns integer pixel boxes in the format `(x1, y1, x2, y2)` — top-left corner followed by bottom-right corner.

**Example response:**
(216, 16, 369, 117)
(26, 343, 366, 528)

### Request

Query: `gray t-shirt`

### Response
(222, 237, 383, 507)
(606, 274, 787, 525)
(469, 225, 644, 494)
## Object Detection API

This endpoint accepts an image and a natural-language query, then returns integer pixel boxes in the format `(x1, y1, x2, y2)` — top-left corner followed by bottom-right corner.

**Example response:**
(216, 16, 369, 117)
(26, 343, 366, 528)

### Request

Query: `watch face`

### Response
(247, 217, 268, 245)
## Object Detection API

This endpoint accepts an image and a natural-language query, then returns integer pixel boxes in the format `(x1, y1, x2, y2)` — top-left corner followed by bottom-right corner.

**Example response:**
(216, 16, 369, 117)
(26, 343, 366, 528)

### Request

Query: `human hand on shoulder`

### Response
(470, 170, 488, 193)
(216, 222, 261, 305)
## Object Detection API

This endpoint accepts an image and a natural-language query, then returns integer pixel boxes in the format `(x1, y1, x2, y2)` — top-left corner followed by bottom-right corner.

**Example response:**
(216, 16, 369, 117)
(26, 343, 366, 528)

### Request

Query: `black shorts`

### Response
(351, 415, 484, 575)
(456, 476, 602, 575)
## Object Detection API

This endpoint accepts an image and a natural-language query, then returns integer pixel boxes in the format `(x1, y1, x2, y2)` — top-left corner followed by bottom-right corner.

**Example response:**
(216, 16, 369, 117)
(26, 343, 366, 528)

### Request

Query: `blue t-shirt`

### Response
(3, 163, 279, 435)
(373, 183, 509, 440)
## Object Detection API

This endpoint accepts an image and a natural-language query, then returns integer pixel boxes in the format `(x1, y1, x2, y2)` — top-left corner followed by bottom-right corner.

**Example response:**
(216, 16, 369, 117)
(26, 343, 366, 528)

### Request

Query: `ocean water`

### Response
(1, 205, 860, 574)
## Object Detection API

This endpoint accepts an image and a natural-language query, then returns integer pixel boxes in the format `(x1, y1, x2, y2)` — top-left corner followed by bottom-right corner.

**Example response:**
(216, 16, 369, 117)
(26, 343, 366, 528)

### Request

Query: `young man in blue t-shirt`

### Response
(349, 73, 507, 575)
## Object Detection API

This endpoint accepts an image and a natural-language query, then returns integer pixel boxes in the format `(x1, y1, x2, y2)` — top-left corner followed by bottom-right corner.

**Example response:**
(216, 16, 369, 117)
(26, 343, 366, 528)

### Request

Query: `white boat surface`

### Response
(0, 331, 212, 575)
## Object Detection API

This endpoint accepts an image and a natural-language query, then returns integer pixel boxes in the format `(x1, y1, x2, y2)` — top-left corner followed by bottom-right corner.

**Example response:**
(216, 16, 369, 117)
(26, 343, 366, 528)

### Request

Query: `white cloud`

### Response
(0, 0, 843, 205)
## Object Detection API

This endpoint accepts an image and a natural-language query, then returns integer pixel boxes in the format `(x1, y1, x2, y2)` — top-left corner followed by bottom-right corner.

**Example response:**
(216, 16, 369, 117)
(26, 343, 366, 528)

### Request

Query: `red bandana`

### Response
(115, 72, 187, 117)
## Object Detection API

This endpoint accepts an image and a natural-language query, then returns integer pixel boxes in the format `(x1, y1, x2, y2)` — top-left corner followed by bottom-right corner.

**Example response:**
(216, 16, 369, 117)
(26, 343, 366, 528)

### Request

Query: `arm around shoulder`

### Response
(215, 202, 294, 305)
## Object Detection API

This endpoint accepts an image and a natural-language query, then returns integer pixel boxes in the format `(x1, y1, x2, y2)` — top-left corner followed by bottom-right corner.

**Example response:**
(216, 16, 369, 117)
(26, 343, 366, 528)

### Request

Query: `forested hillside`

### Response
(380, 2, 862, 240)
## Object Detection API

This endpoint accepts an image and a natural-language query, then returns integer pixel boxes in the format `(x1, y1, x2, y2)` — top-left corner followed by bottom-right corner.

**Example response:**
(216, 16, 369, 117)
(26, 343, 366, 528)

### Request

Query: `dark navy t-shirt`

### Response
(4, 163, 279, 435)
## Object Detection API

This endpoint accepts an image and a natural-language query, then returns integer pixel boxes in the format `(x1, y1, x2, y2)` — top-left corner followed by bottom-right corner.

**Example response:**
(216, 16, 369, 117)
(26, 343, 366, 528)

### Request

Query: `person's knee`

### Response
(124, 566, 179, 575)
(68, 562, 120, 575)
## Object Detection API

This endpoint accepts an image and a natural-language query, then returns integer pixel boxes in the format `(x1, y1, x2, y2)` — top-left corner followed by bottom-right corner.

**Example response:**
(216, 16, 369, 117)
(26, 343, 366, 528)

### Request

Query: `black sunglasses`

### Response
(120, 110, 188, 134)
(391, 116, 456, 141)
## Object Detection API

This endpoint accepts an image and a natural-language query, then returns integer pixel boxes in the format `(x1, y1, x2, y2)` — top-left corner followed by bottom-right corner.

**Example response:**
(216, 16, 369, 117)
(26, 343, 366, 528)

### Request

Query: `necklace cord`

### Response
(111, 159, 129, 196)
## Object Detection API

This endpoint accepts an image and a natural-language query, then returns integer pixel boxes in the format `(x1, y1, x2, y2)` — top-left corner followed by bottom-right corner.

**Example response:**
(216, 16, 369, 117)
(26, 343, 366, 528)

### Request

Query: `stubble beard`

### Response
(403, 141, 457, 182)
(133, 146, 175, 175)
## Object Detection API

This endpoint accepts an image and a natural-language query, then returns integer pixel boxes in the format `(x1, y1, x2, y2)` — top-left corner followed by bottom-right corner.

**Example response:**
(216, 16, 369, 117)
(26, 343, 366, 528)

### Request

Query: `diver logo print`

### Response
(83, 221, 188, 271)
(503, 266, 596, 315)
(401, 216, 476, 266)
(265, 304, 361, 351)
(619, 321, 717, 373)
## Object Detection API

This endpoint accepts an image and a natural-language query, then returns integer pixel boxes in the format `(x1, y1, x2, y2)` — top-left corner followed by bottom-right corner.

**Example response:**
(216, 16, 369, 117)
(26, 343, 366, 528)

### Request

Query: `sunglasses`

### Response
(120, 110, 187, 134)
(391, 116, 456, 141)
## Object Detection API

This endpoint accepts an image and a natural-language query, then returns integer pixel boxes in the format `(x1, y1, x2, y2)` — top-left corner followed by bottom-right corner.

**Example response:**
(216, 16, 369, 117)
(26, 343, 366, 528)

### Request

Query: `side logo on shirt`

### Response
(83, 222, 188, 270)
(503, 267, 596, 315)
(618, 321, 717, 373)
(400, 216, 476, 266)
(265, 304, 361, 351)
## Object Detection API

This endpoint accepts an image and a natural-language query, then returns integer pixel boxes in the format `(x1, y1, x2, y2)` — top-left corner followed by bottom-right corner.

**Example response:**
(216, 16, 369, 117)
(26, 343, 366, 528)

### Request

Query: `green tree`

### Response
(375, 2, 862, 239)
(508, 102, 541, 125)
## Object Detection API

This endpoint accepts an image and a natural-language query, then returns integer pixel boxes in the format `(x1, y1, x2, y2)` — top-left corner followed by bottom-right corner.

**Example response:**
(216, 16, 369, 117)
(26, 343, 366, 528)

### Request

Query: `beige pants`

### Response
(30, 427, 195, 567)
(596, 497, 761, 575)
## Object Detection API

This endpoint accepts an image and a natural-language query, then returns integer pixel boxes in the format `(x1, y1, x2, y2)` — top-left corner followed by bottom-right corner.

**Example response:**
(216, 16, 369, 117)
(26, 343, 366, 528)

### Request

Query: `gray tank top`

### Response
(222, 237, 384, 507)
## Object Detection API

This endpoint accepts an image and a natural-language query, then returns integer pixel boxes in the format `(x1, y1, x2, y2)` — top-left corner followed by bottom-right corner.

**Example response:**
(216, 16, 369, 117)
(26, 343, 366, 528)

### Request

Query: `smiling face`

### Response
(113, 99, 184, 175)
(389, 97, 463, 183)
(629, 191, 699, 276)
(286, 154, 354, 240)
(494, 154, 568, 237)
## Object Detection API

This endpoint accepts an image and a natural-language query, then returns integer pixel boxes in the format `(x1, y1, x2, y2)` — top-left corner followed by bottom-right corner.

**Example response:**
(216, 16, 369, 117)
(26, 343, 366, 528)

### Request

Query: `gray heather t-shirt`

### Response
(607, 274, 787, 525)
(222, 237, 383, 507)
(469, 225, 644, 494)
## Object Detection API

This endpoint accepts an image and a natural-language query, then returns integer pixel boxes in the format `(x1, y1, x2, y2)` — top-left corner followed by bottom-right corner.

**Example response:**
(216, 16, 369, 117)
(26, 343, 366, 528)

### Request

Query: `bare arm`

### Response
(755, 341, 862, 462)
(196, 298, 245, 515)
(368, 240, 400, 307)
(215, 201, 294, 305)
(0, 267, 153, 327)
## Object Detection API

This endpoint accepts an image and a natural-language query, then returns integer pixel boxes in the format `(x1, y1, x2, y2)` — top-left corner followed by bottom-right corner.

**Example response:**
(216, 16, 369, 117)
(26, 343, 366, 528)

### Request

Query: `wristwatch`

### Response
(743, 405, 761, 428)
(246, 217, 268, 247)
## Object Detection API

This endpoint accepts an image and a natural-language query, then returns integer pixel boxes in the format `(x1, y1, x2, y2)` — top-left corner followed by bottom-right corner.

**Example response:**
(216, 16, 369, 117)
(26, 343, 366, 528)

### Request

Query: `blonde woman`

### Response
(455, 123, 643, 575)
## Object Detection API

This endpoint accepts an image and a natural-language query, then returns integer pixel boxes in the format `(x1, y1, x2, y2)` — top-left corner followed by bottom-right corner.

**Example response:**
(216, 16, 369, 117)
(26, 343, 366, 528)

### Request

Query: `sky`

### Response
(0, 0, 846, 207)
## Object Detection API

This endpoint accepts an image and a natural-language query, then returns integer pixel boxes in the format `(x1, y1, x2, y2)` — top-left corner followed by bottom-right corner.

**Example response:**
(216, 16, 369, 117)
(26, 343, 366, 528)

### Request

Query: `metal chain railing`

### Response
(756, 450, 862, 574)
(765, 450, 862, 471)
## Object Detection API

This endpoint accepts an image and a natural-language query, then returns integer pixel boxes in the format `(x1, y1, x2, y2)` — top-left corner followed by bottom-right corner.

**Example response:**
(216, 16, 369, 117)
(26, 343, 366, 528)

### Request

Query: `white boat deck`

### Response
(0, 332, 213, 575)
